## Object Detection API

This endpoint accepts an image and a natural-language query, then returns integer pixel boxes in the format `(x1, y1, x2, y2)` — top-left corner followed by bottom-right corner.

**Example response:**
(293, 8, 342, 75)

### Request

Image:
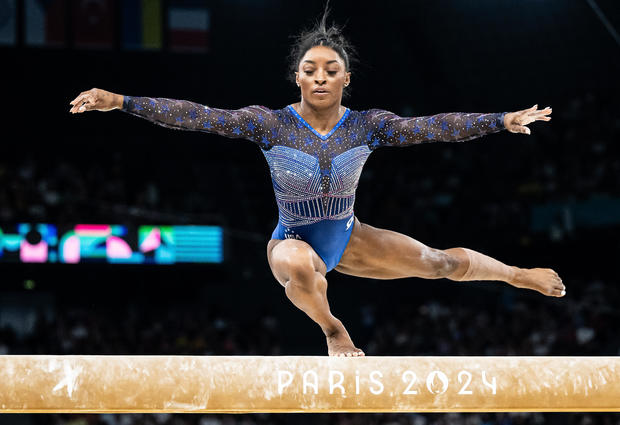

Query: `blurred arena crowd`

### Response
(1, 273, 619, 425)
(3, 278, 618, 358)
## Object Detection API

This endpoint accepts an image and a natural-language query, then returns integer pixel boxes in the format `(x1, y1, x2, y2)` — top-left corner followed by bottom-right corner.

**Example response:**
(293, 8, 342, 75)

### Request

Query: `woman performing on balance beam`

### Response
(69, 8, 563, 357)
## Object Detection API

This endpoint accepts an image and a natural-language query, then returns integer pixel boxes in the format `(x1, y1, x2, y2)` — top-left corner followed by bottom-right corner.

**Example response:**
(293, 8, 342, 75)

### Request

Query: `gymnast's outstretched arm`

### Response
(69, 88, 276, 148)
(364, 104, 551, 149)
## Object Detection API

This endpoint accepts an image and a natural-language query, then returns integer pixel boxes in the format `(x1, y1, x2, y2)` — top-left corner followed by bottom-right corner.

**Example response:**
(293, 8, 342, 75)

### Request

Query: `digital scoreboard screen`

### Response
(0, 224, 224, 264)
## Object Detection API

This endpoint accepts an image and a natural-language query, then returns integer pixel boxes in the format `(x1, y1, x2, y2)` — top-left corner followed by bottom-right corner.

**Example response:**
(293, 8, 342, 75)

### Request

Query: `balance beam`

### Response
(1, 356, 619, 413)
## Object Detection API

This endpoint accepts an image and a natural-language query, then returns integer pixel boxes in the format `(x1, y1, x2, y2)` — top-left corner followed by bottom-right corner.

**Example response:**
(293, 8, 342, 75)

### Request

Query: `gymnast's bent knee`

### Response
(420, 249, 460, 278)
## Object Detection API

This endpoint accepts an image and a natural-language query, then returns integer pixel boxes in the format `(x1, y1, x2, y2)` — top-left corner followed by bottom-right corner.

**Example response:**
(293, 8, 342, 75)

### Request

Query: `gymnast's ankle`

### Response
(323, 319, 346, 338)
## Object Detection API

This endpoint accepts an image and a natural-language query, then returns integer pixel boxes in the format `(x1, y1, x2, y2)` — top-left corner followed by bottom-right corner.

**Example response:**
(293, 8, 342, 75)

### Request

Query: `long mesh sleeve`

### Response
(121, 96, 277, 149)
(364, 109, 507, 150)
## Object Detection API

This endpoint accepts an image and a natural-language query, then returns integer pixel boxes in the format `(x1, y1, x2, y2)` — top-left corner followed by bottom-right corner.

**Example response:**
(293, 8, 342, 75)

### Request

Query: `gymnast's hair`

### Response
(288, 2, 357, 98)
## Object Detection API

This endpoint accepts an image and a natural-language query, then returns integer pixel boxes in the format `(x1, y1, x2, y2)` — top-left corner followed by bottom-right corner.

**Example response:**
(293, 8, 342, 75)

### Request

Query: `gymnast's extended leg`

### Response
(335, 217, 566, 297)
(267, 238, 364, 357)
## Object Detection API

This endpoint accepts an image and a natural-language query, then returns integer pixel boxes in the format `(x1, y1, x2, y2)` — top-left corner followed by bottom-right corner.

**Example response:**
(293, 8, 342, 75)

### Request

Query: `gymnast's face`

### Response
(295, 45, 351, 108)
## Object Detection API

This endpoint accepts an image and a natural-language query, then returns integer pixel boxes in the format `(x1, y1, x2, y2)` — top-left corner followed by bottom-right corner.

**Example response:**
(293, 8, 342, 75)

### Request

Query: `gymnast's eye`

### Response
(327, 71, 337, 76)
(304, 70, 314, 75)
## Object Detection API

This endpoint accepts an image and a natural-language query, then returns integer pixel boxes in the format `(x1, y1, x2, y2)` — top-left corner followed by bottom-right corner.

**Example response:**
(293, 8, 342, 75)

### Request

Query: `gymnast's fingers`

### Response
(80, 94, 100, 112)
(70, 90, 89, 106)
(84, 94, 98, 110)
(75, 95, 94, 113)
(70, 93, 94, 113)
(522, 104, 538, 113)
(529, 107, 552, 119)
(69, 94, 88, 111)
(69, 103, 81, 113)
(71, 89, 102, 112)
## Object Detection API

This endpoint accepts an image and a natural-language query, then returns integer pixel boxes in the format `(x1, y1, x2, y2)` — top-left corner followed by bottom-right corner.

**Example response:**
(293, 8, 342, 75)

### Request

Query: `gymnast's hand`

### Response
(503, 104, 552, 135)
(69, 88, 124, 113)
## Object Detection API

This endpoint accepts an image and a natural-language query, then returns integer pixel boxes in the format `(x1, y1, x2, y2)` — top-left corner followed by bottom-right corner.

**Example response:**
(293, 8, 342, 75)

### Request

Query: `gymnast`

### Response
(69, 11, 564, 357)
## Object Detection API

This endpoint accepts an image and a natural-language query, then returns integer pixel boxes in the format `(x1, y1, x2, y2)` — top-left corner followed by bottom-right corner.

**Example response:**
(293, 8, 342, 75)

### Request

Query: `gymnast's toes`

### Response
(328, 344, 365, 357)
(512, 268, 566, 297)
(339, 350, 365, 357)
(332, 349, 365, 357)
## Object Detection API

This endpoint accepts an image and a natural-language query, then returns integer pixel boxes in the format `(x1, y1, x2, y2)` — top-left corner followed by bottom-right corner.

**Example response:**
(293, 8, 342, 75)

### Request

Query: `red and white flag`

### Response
(168, 1, 210, 53)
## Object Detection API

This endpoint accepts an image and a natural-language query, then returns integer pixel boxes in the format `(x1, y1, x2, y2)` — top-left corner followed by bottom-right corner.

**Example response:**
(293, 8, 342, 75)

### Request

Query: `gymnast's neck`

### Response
(293, 99, 347, 134)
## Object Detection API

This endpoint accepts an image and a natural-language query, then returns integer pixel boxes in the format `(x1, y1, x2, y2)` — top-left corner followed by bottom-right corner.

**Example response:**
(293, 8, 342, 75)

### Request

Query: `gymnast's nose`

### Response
(315, 69, 327, 85)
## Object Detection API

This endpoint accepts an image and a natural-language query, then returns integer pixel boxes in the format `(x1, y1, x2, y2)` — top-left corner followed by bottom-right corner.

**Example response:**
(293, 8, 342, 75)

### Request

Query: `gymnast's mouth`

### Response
(313, 89, 329, 95)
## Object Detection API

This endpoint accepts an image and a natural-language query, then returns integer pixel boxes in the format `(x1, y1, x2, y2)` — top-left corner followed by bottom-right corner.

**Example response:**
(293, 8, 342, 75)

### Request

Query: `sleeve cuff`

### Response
(122, 95, 130, 111)
(497, 112, 507, 130)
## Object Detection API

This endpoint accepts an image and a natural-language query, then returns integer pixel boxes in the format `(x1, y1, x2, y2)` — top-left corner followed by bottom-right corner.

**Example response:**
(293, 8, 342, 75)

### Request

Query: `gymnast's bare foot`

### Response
(509, 267, 566, 297)
(326, 328, 365, 357)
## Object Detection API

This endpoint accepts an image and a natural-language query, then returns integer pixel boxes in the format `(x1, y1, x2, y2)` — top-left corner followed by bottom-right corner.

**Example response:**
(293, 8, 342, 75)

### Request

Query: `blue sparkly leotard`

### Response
(122, 97, 506, 272)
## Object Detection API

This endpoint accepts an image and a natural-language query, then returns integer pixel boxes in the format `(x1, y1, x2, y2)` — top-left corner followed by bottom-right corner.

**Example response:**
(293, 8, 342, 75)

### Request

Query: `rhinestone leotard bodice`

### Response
(122, 97, 506, 227)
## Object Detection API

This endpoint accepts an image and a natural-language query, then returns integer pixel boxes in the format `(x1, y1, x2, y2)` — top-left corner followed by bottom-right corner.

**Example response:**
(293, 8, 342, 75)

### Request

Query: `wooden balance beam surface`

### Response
(1, 356, 619, 413)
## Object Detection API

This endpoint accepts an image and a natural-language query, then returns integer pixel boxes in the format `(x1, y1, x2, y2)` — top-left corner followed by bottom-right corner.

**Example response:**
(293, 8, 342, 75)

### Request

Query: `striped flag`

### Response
(122, 0, 162, 50)
(72, 0, 114, 49)
(168, 0, 209, 53)
(25, 0, 66, 47)
(0, 0, 16, 46)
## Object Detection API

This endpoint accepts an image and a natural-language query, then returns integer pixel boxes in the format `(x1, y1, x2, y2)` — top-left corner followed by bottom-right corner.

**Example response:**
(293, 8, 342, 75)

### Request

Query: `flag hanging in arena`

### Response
(72, 0, 115, 49)
(122, 0, 163, 50)
(25, 0, 66, 47)
(0, 0, 16, 46)
(167, 0, 209, 53)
